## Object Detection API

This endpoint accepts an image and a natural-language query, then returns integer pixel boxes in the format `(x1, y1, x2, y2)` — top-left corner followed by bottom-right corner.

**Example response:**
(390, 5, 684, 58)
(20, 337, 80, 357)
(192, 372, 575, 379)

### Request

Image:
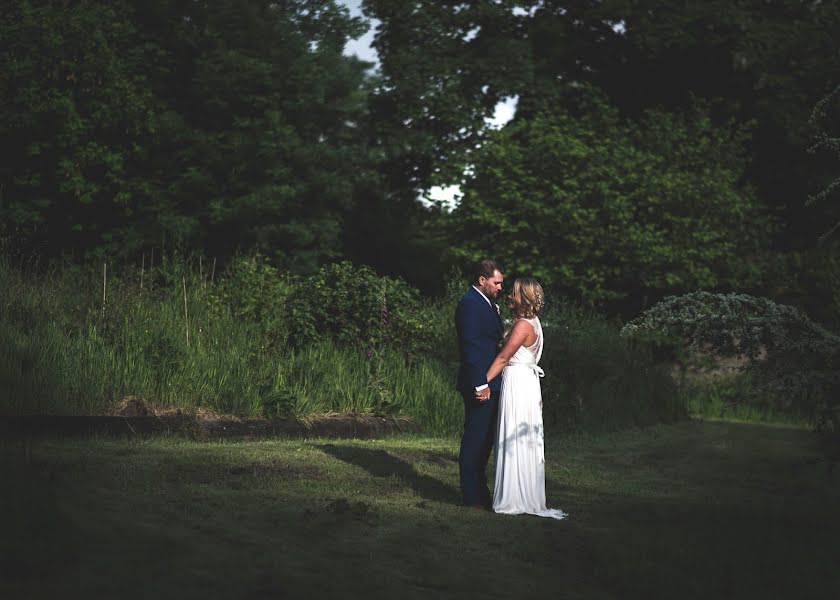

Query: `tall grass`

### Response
(540, 302, 686, 432)
(0, 257, 465, 435)
(0, 257, 686, 435)
(683, 374, 811, 427)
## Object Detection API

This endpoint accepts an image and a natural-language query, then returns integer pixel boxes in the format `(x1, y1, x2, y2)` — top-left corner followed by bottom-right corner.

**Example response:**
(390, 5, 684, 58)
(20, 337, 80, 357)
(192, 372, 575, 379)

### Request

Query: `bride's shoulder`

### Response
(512, 317, 536, 332)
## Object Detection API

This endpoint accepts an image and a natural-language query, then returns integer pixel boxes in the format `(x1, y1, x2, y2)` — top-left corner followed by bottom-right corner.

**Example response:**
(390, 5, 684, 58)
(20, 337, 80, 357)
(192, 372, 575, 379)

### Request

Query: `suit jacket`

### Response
(455, 287, 504, 394)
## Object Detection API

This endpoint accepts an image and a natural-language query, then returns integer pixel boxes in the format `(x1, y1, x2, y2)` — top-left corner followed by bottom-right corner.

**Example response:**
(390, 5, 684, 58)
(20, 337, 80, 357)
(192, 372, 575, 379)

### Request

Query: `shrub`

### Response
(294, 261, 440, 361)
(0, 255, 690, 435)
(621, 292, 840, 427)
(0, 256, 464, 433)
(208, 258, 443, 361)
(539, 303, 685, 432)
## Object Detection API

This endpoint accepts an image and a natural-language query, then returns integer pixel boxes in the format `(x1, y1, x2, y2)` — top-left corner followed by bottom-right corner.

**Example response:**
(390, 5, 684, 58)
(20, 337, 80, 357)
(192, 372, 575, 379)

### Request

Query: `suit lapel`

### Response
(470, 286, 491, 309)
(470, 287, 502, 337)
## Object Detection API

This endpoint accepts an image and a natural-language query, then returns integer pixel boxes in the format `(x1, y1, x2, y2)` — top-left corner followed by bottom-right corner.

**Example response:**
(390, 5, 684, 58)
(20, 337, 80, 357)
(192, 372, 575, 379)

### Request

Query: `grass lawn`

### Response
(2, 420, 838, 600)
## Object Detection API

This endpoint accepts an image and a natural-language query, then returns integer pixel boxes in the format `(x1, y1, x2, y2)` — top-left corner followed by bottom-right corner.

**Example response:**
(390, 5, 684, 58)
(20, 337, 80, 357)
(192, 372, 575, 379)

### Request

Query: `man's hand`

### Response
(474, 388, 491, 402)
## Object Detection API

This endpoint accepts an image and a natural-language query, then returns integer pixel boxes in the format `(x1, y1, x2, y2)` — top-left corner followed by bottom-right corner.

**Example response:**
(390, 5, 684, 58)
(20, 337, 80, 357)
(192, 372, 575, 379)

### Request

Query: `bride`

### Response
(482, 277, 567, 520)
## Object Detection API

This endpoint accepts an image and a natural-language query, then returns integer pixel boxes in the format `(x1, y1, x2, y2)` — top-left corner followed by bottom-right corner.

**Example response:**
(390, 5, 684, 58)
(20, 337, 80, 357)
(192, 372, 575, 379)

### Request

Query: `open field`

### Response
(2, 420, 838, 600)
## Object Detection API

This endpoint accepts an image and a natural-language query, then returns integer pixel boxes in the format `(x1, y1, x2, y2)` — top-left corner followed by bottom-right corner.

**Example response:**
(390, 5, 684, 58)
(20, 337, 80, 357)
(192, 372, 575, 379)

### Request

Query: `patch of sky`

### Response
(335, 2, 519, 210)
(485, 95, 518, 130)
(512, 3, 542, 18)
(339, 0, 381, 69)
(463, 26, 481, 42)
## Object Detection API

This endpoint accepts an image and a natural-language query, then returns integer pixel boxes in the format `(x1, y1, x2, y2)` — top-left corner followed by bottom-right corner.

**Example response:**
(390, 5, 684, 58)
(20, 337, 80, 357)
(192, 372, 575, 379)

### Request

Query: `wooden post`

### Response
(183, 277, 189, 346)
(101, 262, 107, 319)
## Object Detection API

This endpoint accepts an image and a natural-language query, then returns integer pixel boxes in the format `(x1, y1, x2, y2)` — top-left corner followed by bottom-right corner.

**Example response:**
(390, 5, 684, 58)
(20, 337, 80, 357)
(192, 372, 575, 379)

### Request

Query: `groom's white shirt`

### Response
(472, 285, 492, 307)
(471, 285, 492, 393)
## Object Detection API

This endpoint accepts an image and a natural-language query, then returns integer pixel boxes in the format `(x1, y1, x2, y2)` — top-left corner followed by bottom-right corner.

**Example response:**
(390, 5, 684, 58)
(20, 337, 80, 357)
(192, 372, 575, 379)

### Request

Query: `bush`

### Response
(681, 373, 811, 425)
(1, 255, 691, 435)
(0, 256, 465, 434)
(539, 303, 686, 432)
(294, 261, 441, 361)
(622, 292, 840, 427)
(208, 258, 443, 361)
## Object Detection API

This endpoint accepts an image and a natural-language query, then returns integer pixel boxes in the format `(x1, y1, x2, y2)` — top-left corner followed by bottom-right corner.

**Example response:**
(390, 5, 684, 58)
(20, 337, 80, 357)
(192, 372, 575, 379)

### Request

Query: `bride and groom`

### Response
(455, 259, 567, 519)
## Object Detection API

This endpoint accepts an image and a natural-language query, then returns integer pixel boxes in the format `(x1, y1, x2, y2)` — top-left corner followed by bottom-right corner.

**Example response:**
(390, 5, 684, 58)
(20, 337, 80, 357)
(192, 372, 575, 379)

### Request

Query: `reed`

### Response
(0, 257, 464, 435)
(0, 256, 688, 435)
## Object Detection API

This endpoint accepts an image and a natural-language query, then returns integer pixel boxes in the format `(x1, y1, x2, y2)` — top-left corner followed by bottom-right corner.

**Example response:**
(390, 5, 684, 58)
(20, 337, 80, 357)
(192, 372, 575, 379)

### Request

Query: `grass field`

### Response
(2, 420, 838, 600)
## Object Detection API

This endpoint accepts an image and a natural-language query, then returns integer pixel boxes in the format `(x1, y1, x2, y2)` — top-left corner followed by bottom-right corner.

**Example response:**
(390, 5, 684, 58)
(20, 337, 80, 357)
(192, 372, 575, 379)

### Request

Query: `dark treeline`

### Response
(2, 0, 839, 325)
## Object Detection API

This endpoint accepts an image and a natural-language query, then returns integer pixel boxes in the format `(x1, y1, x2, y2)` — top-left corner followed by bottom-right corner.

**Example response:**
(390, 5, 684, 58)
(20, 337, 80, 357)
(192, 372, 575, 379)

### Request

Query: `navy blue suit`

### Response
(455, 287, 503, 507)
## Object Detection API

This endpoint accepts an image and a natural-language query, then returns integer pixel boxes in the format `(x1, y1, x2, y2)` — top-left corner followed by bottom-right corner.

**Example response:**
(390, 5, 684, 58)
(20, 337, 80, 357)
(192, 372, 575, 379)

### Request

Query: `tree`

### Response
(0, 0, 372, 270)
(362, 0, 840, 241)
(0, 1, 156, 258)
(449, 85, 772, 310)
(361, 0, 617, 195)
(596, 0, 840, 245)
(136, 0, 372, 270)
(357, 0, 621, 285)
(807, 84, 840, 239)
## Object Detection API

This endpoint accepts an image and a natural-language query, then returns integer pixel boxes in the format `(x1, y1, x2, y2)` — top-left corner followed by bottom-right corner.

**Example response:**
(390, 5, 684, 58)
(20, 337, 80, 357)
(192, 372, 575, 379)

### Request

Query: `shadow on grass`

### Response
(567, 488, 840, 600)
(319, 444, 460, 505)
(0, 440, 76, 584)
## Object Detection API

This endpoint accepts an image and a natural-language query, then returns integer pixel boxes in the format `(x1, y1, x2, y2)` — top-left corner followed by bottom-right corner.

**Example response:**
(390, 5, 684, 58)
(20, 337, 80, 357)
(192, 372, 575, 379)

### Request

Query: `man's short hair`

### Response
(473, 259, 503, 283)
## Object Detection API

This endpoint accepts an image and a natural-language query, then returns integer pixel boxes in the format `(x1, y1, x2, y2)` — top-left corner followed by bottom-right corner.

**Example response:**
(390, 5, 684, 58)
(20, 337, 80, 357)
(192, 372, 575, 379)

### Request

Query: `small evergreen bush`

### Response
(622, 292, 840, 428)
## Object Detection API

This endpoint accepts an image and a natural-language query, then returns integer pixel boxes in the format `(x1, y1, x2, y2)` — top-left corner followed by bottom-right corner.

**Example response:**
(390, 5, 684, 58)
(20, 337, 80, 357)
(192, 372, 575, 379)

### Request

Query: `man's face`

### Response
(479, 270, 504, 299)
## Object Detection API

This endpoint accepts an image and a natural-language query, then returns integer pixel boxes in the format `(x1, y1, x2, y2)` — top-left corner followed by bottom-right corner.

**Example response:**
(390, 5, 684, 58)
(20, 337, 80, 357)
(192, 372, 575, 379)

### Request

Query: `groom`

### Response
(455, 259, 504, 509)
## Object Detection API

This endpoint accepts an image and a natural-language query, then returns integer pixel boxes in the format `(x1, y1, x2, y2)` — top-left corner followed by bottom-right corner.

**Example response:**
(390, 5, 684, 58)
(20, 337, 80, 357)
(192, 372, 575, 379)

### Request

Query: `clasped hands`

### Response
(474, 387, 491, 402)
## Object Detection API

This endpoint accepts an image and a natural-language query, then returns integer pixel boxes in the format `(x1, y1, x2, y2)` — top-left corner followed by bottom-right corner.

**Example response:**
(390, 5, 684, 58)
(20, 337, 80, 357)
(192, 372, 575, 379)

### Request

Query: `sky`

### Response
(337, 0, 517, 209)
(340, 0, 380, 67)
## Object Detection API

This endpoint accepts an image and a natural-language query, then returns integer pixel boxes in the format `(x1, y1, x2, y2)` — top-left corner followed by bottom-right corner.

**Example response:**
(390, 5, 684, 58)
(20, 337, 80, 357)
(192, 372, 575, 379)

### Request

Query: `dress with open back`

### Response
(492, 317, 567, 520)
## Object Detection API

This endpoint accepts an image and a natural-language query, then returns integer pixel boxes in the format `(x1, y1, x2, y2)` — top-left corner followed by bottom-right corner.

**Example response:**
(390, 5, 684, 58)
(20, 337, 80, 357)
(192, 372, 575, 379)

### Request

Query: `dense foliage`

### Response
(622, 292, 840, 426)
(362, 0, 840, 321)
(541, 303, 685, 431)
(207, 257, 446, 360)
(808, 84, 840, 239)
(2, 0, 839, 323)
(2, 2, 840, 431)
(0, 257, 684, 432)
(449, 85, 770, 309)
(364, 0, 840, 236)
(1, 0, 371, 269)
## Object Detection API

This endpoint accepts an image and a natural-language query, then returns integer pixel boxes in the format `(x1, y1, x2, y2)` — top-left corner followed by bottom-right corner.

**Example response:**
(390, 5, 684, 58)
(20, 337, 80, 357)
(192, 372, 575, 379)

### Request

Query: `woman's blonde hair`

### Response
(510, 277, 545, 318)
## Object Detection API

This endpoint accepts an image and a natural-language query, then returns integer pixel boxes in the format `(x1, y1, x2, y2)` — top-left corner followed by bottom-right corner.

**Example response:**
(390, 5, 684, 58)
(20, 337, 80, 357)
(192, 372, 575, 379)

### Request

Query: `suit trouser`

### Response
(458, 388, 499, 506)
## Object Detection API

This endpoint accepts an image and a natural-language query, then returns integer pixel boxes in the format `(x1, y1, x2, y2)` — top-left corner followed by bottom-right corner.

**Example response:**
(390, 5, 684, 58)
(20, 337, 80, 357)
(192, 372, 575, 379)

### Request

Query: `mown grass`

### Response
(2, 420, 838, 599)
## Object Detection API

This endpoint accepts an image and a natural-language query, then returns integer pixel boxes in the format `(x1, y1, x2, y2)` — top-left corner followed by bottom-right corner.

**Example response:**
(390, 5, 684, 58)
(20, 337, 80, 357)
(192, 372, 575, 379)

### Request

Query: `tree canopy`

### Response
(1, 0, 372, 270)
(448, 85, 772, 309)
(2, 0, 839, 325)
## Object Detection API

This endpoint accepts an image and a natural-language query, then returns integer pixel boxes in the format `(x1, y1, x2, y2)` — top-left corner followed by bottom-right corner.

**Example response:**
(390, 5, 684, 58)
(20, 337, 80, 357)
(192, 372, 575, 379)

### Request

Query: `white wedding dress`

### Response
(493, 317, 568, 520)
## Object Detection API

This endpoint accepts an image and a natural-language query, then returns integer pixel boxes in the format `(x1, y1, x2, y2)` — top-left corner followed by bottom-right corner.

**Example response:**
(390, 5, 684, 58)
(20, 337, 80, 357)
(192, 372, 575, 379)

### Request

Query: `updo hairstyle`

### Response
(510, 277, 545, 319)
